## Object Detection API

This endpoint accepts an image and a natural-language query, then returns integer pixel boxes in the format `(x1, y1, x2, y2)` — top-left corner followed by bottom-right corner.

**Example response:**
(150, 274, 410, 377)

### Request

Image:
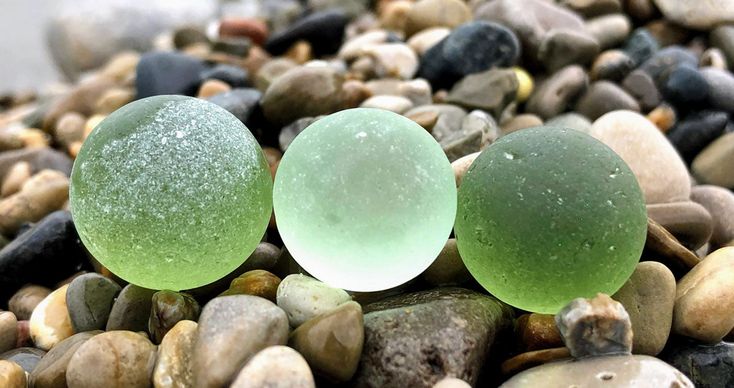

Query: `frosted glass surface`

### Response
(274, 108, 457, 292)
(70, 95, 273, 290)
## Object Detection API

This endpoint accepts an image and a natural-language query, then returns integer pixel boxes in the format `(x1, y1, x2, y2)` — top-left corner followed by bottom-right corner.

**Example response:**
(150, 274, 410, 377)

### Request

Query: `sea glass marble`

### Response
(455, 127, 647, 314)
(273, 108, 456, 292)
(70, 95, 272, 291)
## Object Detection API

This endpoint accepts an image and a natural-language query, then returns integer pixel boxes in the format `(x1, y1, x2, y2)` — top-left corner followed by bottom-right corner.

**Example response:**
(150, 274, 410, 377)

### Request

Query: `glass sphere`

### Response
(273, 108, 456, 292)
(70, 95, 272, 290)
(455, 127, 647, 313)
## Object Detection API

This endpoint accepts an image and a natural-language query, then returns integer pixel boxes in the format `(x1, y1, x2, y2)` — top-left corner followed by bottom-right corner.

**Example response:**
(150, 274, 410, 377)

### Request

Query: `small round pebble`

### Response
(29, 285, 74, 351)
(0, 360, 26, 388)
(276, 274, 351, 327)
(231, 346, 315, 388)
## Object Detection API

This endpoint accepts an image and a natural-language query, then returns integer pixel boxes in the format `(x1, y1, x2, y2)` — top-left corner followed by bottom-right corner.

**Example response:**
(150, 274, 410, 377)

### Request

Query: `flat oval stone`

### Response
(612, 262, 676, 356)
(289, 301, 364, 382)
(30, 285, 73, 351)
(106, 284, 156, 332)
(153, 320, 197, 388)
(66, 273, 121, 332)
(590, 110, 690, 204)
(66, 331, 157, 388)
(29, 331, 100, 388)
(646, 201, 713, 250)
(673, 247, 734, 343)
(193, 295, 289, 387)
(0, 312, 17, 354)
(219, 270, 281, 302)
(404, 0, 471, 36)
(231, 346, 315, 388)
(276, 274, 351, 327)
(148, 291, 200, 344)
(692, 132, 734, 189)
(526, 65, 588, 120)
(691, 185, 734, 247)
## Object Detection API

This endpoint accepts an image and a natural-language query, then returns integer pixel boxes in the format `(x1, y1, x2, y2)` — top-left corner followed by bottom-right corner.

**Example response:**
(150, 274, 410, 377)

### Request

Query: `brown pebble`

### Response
(0, 360, 27, 388)
(646, 104, 677, 132)
(516, 313, 563, 352)
(220, 270, 281, 302)
(8, 285, 51, 321)
(501, 347, 571, 376)
(645, 217, 701, 272)
(285, 41, 313, 64)
(0, 169, 69, 236)
(1, 161, 31, 198)
(220, 18, 269, 46)
(95, 88, 134, 114)
(406, 110, 439, 131)
(501, 114, 543, 135)
(54, 112, 86, 146)
(197, 79, 232, 99)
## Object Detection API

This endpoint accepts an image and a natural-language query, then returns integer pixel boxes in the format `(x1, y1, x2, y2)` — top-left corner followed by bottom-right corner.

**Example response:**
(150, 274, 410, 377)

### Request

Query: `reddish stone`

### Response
(219, 18, 269, 46)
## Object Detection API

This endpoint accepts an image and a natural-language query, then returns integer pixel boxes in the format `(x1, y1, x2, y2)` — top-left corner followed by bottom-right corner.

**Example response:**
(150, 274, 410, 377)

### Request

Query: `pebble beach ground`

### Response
(1, 0, 734, 387)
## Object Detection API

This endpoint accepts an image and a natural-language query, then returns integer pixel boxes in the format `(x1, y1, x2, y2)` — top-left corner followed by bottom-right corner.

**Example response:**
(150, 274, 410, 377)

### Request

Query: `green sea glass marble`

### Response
(70, 95, 272, 291)
(273, 108, 457, 292)
(455, 127, 647, 314)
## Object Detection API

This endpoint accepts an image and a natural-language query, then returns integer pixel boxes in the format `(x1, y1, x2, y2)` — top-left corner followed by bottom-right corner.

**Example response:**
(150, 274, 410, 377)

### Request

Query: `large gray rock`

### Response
(46, 0, 217, 79)
(661, 340, 734, 388)
(352, 288, 514, 388)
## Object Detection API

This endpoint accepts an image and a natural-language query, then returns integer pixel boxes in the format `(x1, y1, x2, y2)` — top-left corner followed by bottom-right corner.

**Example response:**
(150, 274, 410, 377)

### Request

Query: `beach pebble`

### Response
(220, 270, 281, 302)
(537, 29, 600, 72)
(612, 262, 676, 356)
(276, 274, 351, 327)
(700, 67, 734, 113)
(29, 331, 100, 388)
(575, 81, 640, 120)
(66, 331, 157, 388)
(590, 50, 635, 82)
(360, 95, 414, 114)
(149, 291, 200, 344)
(360, 43, 418, 80)
(289, 301, 364, 382)
(29, 284, 73, 351)
(193, 295, 289, 387)
(691, 185, 734, 247)
(667, 110, 727, 163)
(265, 10, 348, 57)
(589, 110, 690, 204)
(66, 273, 121, 332)
(673, 247, 734, 343)
(135, 51, 207, 99)
(231, 346, 315, 388)
(0, 170, 69, 236)
(622, 69, 662, 111)
(433, 377, 471, 388)
(446, 68, 518, 117)
(106, 284, 156, 332)
(0, 360, 26, 388)
(516, 313, 563, 352)
(661, 340, 734, 388)
(0, 312, 16, 354)
(586, 14, 632, 50)
(153, 320, 198, 388)
(1, 161, 31, 198)
(692, 132, 734, 188)
(422, 238, 472, 286)
(407, 28, 450, 57)
(556, 293, 632, 358)
(0, 347, 45, 373)
(207, 88, 262, 125)
(8, 285, 50, 321)
(526, 65, 588, 120)
(653, 0, 734, 30)
(404, 0, 471, 37)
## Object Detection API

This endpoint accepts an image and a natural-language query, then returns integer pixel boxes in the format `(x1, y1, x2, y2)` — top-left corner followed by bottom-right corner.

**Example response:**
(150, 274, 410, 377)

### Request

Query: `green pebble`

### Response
(455, 126, 647, 313)
(70, 95, 272, 291)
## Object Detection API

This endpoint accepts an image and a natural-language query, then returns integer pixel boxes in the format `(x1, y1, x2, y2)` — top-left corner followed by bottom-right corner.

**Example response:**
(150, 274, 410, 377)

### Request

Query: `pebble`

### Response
(366, 78, 432, 107)
(338, 30, 389, 61)
(623, 28, 660, 66)
(219, 18, 269, 46)
(261, 66, 346, 126)
(660, 65, 710, 109)
(360, 43, 418, 80)
(407, 28, 451, 57)
(639, 46, 698, 85)
(0, 347, 45, 373)
(106, 284, 156, 332)
(590, 50, 635, 82)
(53, 113, 86, 147)
(9, 285, 50, 321)
(645, 217, 702, 273)
(66, 273, 121, 332)
(537, 29, 600, 72)
(710, 25, 734, 69)
(66, 331, 157, 388)
(661, 339, 734, 388)
(276, 274, 352, 327)
(254, 58, 297, 92)
(1, 161, 31, 198)
(149, 291, 200, 344)
(556, 294, 632, 358)
(95, 88, 134, 114)
(502, 354, 693, 387)
(135, 51, 207, 99)
(100, 51, 141, 82)
(673, 247, 734, 343)
(500, 114, 544, 135)
(207, 88, 262, 125)
(265, 10, 348, 57)
(545, 113, 592, 133)
(589, 110, 690, 204)
(433, 377, 471, 388)
(612, 262, 676, 356)
(446, 68, 518, 117)
(575, 81, 640, 120)
(379, 1, 412, 33)
(647, 104, 677, 132)
(692, 132, 734, 188)
(667, 110, 727, 163)
(691, 185, 734, 247)
(352, 288, 513, 387)
(451, 152, 480, 187)
(516, 313, 563, 352)
(0, 312, 17, 354)
(289, 301, 364, 382)
(586, 14, 632, 50)
(646, 200, 714, 250)
(653, 0, 734, 30)
(622, 69, 662, 111)
(0, 211, 86, 303)
(561, 0, 622, 17)
(193, 295, 289, 387)
(29, 331, 100, 388)
(404, 0, 471, 37)
(0, 147, 72, 181)
(700, 48, 728, 69)
(700, 67, 734, 113)
(360, 95, 414, 114)
(422, 238, 472, 286)
(279, 117, 321, 152)
(0, 170, 69, 236)
(153, 320, 197, 388)
(526, 65, 588, 120)
(417, 21, 520, 90)
(0, 360, 26, 388)
(29, 284, 73, 351)
(173, 27, 209, 49)
(231, 346, 315, 388)
(46, 0, 215, 79)
(501, 347, 572, 377)
(513, 67, 534, 103)
(219, 270, 281, 302)
(196, 79, 231, 99)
